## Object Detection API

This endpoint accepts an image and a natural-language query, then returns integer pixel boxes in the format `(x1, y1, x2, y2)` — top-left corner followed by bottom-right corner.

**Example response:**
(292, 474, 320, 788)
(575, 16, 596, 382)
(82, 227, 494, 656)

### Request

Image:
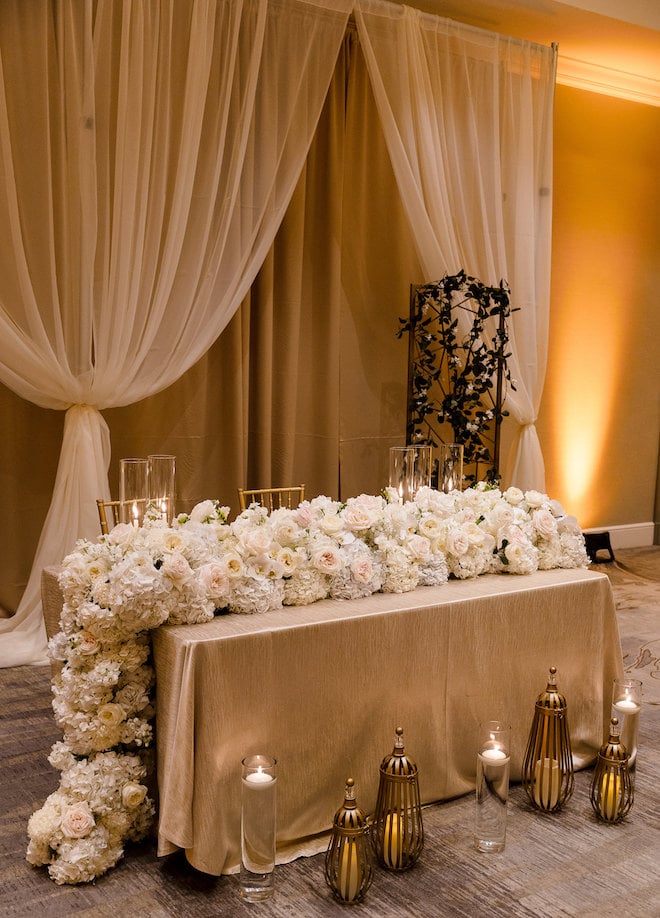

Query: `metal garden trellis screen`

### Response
(398, 270, 516, 487)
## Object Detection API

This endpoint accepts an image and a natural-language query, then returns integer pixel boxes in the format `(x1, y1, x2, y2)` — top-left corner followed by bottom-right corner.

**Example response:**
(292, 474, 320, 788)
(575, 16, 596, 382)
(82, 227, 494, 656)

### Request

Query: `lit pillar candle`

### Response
(383, 812, 402, 869)
(533, 758, 560, 809)
(338, 840, 361, 902)
(132, 502, 139, 528)
(599, 771, 622, 821)
(160, 499, 168, 523)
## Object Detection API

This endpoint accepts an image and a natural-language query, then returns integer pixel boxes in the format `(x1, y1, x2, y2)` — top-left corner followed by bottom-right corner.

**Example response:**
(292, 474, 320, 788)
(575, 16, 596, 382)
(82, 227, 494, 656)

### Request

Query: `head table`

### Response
(144, 567, 622, 876)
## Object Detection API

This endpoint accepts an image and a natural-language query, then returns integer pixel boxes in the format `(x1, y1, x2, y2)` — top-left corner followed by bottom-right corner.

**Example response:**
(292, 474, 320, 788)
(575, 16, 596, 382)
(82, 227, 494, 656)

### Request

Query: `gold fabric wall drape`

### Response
(0, 32, 422, 617)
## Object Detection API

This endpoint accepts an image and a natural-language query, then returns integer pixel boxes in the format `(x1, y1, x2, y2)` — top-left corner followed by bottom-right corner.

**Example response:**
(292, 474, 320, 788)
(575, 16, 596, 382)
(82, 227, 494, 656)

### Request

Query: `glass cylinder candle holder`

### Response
(389, 446, 432, 502)
(611, 677, 641, 787)
(119, 458, 149, 527)
(475, 721, 510, 853)
(440, 442, 464, 492)
(240, 754, 277, 901)
(148, 454, 176, 524)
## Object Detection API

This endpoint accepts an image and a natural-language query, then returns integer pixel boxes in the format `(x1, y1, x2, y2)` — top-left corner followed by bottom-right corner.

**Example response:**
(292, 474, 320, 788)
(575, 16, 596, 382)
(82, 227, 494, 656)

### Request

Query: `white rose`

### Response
(114, 682, 150, 715)
(311, 545, 343, 574)
(105, 522, 138, 548)
(97, 703, 126, 728)
(161, 551, 192, 584)
(340, 505, 374, 532)
(418, 516, 441, 539)
(503, 486, 524, 505)
(61, 801, 96, 838)
(161, 531, 186, 552)
(349, 555, 375, 584)
(74, 630, 101, 656)
(524, 489, 547, 509)
(224, 551, 245, 579)
(276, 547, 301, 574)
(318, 514, 344, 537)
(485, 505, 514, 532)
(241, 528, 274, 556)
(445, 528, 469, 557)
(271, 518, 302, 546)
(293, 504, 315, 528)
(190, 500, 218, 523)
(121, 783, 148, 809)
(532, 508, 557, 539)
(407, 534, 431, 561)
(198, 562, 229, 599)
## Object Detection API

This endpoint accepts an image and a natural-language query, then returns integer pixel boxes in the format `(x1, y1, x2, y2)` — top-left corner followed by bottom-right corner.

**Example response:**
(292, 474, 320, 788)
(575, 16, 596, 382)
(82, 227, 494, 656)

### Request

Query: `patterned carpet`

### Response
(1, 548, 659, 917)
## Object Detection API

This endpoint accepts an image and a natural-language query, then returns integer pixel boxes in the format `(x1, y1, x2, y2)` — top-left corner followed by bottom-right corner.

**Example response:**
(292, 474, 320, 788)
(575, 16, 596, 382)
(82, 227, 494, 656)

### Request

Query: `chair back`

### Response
(96, 498, 122, 535)
(238, 485, 305, 513)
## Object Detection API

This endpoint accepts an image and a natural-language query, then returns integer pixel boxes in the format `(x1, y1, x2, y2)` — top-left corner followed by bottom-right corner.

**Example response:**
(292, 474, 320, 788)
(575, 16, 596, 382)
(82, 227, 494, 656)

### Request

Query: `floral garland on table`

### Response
(27, 483, 589, 885)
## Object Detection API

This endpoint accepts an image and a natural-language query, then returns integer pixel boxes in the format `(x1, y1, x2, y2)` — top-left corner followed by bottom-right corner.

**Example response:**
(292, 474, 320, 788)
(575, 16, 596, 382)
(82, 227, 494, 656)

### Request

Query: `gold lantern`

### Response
(522, 666, 574, 812)
(371, 727, 424, 870)
(590, 718, 634, 823)
(324, 778, 373, 904)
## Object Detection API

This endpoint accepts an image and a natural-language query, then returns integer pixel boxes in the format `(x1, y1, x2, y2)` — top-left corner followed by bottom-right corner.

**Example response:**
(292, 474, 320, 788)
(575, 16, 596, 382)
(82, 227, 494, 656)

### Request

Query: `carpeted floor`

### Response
(1, 549, 659, 917)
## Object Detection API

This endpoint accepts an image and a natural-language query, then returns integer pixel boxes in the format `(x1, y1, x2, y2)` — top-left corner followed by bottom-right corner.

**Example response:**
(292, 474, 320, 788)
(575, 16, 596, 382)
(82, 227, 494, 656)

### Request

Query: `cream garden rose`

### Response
(121, 783, 148, 809)
(61, 801, 96, 839)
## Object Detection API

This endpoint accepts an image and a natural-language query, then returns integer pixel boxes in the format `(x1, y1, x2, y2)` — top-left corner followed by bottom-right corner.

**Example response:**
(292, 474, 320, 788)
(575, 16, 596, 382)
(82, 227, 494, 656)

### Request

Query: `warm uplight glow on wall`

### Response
(551, 282, 625, 519)
(542, 81, 660, 533)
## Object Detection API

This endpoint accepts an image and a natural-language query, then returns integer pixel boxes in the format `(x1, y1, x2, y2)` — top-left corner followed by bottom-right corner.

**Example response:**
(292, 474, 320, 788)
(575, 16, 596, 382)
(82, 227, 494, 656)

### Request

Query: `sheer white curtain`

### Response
(0, 0, 351, 667)
(355, 0, 556, 491)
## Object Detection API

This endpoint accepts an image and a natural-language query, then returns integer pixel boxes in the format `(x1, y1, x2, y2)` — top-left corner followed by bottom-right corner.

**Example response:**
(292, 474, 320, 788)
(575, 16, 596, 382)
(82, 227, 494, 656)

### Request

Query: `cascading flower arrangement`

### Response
(28, 484, 588, 884)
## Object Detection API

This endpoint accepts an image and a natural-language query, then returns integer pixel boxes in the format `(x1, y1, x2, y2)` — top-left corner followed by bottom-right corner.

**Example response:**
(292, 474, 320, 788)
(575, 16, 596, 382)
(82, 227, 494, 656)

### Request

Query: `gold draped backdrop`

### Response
(0, 32, 424, 618)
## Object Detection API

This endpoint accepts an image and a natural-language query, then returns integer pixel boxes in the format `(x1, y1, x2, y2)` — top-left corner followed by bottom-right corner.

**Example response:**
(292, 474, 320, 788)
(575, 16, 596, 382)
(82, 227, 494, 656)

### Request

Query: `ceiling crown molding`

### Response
(557, 54, 660, 107)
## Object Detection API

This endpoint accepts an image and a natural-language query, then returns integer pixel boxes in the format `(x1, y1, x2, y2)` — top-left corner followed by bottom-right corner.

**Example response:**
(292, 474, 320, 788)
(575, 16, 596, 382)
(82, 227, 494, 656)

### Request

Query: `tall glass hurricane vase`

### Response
(119, 458, 149, 527)
(440, 443, 464, 492)
(240, 755, 277, 901)
(148, 454, 176, 524)
(474, 721, 510, 852)
(389, 446, 432, 502)
(612, 678, 642, 788)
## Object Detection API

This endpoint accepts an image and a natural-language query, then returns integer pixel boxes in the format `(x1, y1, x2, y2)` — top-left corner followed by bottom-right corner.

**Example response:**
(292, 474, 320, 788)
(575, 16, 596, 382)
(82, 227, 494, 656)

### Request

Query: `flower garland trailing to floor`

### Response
(27, 483, 589, 884)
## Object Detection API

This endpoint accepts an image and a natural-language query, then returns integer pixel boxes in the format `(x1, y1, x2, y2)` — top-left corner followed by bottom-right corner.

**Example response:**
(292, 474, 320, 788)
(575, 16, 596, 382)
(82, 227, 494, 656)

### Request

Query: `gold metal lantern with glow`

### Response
(522, 666, 574, 812)
(324, 778, 373, 904)
(590, 717, 634, 823)
(371, 727, 424, 870)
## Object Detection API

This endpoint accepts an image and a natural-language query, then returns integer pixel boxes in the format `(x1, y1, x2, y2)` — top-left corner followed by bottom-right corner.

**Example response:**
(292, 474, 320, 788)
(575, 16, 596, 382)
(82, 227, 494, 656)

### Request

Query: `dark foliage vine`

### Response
(398, 270, 516, 485)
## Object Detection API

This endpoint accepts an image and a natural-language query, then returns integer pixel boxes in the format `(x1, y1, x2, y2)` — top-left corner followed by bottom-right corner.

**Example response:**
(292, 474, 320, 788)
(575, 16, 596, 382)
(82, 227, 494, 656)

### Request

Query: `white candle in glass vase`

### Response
(244, 766, 274, 786)
(480, 747, 508, 762)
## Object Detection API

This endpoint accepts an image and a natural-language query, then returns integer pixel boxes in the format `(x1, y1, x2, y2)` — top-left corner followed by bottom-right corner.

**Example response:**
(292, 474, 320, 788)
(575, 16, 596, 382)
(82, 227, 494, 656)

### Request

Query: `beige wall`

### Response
(537, 85, 660, 532)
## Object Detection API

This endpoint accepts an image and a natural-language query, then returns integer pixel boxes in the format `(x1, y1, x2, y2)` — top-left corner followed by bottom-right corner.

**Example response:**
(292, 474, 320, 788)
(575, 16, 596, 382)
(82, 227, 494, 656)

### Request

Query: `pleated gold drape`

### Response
(0, 32, 422, 617)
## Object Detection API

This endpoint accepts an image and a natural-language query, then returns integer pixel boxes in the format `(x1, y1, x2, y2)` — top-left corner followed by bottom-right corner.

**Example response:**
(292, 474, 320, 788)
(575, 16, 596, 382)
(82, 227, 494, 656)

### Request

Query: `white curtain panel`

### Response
(0, 0, 351, 666)
(354, 0, 556, 492)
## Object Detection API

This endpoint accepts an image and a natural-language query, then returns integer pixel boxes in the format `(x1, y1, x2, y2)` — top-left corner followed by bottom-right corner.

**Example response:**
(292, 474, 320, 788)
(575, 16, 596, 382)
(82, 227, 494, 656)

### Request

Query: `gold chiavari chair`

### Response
(237, 485, 305, 513)
(96, 498, 122, 535)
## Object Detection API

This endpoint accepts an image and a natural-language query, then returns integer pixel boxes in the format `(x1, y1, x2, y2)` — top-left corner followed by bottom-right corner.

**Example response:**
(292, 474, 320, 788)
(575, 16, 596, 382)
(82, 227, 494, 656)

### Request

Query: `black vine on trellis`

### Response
(397, 270, 516, 486)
